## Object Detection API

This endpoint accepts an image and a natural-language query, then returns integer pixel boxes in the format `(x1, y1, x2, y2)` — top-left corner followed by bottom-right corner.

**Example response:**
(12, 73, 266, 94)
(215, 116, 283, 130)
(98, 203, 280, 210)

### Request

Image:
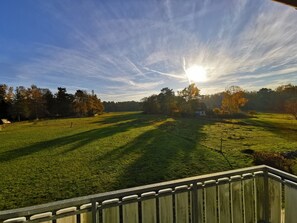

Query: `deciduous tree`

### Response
(178, 83, 200, 101)
(221, 86, 248, 114)
(73, 90, 104, 117)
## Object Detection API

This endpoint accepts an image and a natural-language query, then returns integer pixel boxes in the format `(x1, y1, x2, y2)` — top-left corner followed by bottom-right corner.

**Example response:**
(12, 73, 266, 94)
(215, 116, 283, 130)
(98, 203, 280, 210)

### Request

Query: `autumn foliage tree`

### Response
(73, 90, 104, 117)
(87, 94, 104, 116)
(221, 86, 248, 114)
(178, 83, 200, 101)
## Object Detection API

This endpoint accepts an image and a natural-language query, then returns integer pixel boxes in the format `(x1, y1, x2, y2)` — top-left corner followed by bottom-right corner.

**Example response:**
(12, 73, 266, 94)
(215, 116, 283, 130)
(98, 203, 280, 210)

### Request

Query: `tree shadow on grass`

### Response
(92, 112, 148, 125)
(228, 118, 297, 142)
(0, 113, 164, 163)
(91, 118, 234, 190)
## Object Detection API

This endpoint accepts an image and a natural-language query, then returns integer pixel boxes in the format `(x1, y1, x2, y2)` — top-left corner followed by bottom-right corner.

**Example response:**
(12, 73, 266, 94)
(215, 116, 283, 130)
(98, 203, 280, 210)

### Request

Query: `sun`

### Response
(185, 65, 208, 83)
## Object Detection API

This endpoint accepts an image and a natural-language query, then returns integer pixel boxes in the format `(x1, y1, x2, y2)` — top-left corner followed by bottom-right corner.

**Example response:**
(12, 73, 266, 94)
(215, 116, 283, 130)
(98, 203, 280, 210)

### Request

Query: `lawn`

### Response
(0, 112, 296, 210)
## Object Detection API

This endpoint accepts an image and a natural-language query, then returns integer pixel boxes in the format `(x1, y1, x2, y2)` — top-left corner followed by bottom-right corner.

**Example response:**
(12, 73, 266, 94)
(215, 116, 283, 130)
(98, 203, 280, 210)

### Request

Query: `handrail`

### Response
(264, 165, 297, 182)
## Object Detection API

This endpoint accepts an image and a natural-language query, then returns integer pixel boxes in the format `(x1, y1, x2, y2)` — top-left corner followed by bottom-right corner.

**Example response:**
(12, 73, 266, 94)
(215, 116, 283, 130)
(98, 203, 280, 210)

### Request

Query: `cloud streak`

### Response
(1, 0, 297, 100)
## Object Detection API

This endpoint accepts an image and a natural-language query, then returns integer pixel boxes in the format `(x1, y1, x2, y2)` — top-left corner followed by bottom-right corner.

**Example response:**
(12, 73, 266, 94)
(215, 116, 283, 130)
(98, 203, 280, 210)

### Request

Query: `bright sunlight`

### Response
(185, 65, 208, 83)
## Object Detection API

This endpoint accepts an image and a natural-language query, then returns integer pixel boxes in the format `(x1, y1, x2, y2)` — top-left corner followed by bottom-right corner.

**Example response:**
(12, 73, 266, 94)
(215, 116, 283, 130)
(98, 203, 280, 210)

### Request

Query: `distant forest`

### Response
(103, 101, 142, 112)
(0, 84, 142, 121)
(142, 83, 297, 119)
(0, 83, 297, 121)
(0, 85, 105, 121)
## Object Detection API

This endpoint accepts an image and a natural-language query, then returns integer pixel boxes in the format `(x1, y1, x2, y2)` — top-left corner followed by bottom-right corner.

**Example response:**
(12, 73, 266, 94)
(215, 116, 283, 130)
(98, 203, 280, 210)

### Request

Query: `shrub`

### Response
(248, 110, 257, 115)
(253, 151, 293, 173)
(213, 108, 221, 115)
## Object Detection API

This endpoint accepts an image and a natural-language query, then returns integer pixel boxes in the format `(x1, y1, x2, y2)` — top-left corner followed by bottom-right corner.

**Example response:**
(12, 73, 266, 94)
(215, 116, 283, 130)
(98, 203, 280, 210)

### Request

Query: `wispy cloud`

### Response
(2, 0, 297, 100)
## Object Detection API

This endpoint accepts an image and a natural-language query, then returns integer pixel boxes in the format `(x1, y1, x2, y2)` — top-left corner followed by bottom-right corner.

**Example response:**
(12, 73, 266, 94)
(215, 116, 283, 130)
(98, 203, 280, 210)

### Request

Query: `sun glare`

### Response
(185, 65, 208, 83)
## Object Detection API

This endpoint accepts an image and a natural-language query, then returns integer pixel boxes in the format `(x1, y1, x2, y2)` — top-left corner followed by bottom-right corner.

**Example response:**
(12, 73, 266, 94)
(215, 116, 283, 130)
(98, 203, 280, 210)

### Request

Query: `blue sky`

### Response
(1, 0, 297, 101)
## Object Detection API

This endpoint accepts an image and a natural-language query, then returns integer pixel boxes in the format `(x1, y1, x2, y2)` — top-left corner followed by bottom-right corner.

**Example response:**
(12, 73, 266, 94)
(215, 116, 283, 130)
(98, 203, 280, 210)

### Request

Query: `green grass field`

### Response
(0, 112, 296, 210)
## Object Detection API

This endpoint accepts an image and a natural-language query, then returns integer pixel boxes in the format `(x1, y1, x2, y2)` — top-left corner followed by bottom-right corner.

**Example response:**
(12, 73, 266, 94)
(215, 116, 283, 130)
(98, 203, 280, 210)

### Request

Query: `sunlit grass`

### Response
(0, 112, 296, 210)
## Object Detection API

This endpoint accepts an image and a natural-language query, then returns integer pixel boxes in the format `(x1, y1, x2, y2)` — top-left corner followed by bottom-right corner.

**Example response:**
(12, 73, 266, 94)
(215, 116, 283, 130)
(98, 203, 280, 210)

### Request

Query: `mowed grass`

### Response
(0, 112, 296, 210)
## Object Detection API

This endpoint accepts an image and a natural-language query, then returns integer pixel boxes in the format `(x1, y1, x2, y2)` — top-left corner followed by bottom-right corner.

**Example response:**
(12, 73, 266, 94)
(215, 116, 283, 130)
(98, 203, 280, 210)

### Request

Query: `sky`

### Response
(1, 0, 297, 101)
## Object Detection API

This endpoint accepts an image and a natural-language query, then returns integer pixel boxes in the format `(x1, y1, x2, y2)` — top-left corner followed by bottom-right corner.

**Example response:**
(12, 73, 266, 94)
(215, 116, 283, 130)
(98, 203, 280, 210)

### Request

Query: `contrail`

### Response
(142, 66, 185, 80)
(183, 57, 191, 84)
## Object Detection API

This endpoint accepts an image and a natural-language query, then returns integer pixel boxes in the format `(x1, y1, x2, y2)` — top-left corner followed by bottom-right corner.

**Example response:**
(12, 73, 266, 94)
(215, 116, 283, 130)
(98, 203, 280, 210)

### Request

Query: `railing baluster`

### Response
(242, 173, 255, 223)
(175, 185, 189, 223)
(197, 183, 204, 223)
(102, 199, 120, 223)
(230, 175, 243, 223)
(264, 170, 270, 223)
(268, 173, 282, 223)
(191, 183, 198, 223)
(56, 207, 77, 223)
(204, 180, 217, 223)
(122, 195, 138, 223)
(218, 178, 231, 223)
(254, 171, 265, 222)
(284, 180, 297, 223)
(80, 203, 92, 223)
(158, 189, 173, 223)
(141, 192, 157, 223)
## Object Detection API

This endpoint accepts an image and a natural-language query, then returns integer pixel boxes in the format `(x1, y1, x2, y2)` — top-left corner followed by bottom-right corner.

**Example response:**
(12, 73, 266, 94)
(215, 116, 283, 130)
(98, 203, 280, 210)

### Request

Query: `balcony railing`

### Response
(1, 165, 297, 223)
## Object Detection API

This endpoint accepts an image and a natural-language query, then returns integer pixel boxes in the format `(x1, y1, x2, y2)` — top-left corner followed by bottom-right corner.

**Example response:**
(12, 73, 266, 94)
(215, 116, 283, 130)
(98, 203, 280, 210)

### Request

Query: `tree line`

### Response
(103, 101, 142, 112)
(1, 83, 296, 121)
(0, 85, 104, 121)
(142, 83, 297, 119)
